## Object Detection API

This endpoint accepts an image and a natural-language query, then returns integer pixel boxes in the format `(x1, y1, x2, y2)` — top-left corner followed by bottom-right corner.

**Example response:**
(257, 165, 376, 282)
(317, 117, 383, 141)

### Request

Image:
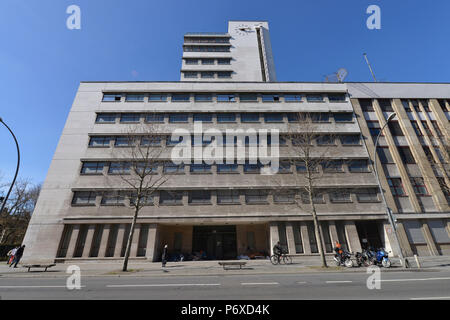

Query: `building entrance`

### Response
(192, 226, 237, 260)
(356, 221, 383, 250)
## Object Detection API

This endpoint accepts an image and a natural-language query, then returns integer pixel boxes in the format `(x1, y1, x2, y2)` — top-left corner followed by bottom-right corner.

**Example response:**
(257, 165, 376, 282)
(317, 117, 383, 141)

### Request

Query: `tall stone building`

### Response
(22, 21, 449, 263)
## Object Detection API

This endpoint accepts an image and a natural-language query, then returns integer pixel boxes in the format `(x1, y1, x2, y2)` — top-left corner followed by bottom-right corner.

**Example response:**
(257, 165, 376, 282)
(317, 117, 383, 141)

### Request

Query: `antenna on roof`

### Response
(363, 53, 377, 82)
(324, 68, 348, 83)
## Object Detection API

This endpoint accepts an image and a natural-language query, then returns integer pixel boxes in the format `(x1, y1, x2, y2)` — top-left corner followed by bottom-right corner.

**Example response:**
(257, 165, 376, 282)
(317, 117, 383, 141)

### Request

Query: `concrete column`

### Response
(114, 224, 126, 258)
(269, 222, 279, 255)
(395, 222, 414, 257)
(130, 224, 141, 257)
(285, 222, 297, 255)
(382, 222, 399, 257)
(318, 223, 328, 253)
(300, 222, 311, 254)
(328, 221, 339, 246)
(98, 224, 111, 258)
(344, 221, 362, 253)
(146, 224, 159, 262)
(82, 224, 96, 258)
(66, 224, 80, 258)
(447, 220, 450, 236)
(421, 220, 440, 256)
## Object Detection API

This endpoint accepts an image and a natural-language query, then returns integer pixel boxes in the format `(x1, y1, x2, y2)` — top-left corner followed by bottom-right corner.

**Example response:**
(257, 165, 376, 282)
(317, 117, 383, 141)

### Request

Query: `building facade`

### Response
(22, 21, 450, 263)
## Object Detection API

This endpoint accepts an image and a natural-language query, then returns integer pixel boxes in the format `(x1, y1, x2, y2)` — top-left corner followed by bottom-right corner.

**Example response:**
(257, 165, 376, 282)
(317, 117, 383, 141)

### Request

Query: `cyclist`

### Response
(334, 241, 344, 264)
(273, 241, 283, 264)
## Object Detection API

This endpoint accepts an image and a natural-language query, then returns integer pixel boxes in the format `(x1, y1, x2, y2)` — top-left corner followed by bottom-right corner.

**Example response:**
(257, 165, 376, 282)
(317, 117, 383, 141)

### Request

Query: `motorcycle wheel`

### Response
(334, 258, 341, 266)
(344, 259, 354, 268)
(382, 259, 391, 268)
(363, 259, 371, 267)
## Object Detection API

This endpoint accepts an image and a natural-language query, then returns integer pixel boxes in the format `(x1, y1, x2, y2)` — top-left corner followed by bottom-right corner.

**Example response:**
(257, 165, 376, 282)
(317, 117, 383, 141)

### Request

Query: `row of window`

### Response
(387, 177, 430, 197)
(80, 159, 372, 175)
(183, 71, 232, 79)
(88, 134, 362, 148)
(183, 45, 230, 52)
(95, 112, 354, 124)
(360, 98, 449, 113)
(184, 58, 231, 65)
(71, 188, 381, 207)
(376, 144, 448, 165)
(184, 37, 230, 44)
(102, 93, 347, 103)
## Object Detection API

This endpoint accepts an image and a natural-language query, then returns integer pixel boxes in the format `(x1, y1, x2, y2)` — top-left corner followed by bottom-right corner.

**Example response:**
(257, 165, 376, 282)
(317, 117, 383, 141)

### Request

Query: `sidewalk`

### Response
(1, 255, 449, 278)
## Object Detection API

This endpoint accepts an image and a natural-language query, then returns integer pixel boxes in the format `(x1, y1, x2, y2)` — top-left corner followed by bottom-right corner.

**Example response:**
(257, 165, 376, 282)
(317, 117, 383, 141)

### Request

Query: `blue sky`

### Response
(1, 0, 449, 185)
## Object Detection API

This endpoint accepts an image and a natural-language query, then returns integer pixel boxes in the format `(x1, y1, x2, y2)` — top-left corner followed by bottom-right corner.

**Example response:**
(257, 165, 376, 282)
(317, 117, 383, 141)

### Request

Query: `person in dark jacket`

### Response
(161, 244, 168, 267)
(10, 245, 25, 268)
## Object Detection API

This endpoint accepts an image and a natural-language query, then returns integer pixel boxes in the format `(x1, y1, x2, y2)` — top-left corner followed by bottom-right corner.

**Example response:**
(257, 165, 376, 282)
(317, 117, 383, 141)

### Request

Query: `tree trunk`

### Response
(122, 206, 139, 272)
(307, 183, 328, 268)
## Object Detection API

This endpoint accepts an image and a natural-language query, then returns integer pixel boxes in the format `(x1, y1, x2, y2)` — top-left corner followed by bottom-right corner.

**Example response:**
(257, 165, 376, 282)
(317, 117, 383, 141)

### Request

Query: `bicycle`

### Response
(270, 253, 293, 265)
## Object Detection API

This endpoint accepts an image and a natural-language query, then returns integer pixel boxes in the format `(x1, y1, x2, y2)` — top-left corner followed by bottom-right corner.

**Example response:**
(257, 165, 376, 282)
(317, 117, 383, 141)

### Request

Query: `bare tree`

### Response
(0, 177, 41, 245)
(274, 112, 341, 268)
(107, 123, 168, 272)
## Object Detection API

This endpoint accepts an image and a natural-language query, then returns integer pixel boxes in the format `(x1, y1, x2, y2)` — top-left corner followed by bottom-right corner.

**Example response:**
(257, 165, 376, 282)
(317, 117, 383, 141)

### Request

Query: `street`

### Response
(1, 270, 449, 300)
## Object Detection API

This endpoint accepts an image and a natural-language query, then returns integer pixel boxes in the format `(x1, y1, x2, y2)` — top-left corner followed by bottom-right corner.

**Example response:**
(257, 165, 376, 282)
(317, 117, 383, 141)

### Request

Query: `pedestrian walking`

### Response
(161, 244, 168, 267)
(7, 247, 18, 265)
(10, 245, 25, 268)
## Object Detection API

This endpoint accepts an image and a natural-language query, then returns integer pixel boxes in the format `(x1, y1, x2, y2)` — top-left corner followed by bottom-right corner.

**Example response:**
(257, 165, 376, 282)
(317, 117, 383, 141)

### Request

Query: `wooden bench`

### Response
(22, 264, 56, 272)
(218, 261, 247, 270)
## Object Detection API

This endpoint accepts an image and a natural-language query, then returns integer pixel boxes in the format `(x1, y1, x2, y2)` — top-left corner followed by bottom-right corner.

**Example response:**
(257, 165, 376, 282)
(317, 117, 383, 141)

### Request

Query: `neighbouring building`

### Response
(22, 21, 449, 264)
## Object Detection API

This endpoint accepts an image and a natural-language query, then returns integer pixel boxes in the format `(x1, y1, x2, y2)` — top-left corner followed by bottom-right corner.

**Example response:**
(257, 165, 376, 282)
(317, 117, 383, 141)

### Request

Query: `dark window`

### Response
(108, 162, 131, 175)
(398, 146, 416, 164)
(190, 162, 212, 173)
(322, 160, 344, 173)
(101, 193, 125, 206)
(201, 72, 214, 78)
(136, 162, 159, 175)
(217, 163, 239, 173)
(172, 94, 190, 102)
(193, 113, 213, 122)
(239, 94, 258, 102)
(169, 113, 189, 123)
(367, 121, 382, 136)
(241, 113, 260, 122)
(388, 178, 406, 196)
(102, 93, 121, 102)
(438, 99, 449, 112)
(306, 95, 323, 102)
(264, 113, 284, 122)
(89, 136, 111, 147)
(245, 190, 269, 204)
(96, 114, 116, 123)
(115, 136, 133, 147)
(273, 191, 295, 203)
(262, 94, 280, 102)
(340, 135, 361, 145)
(328, 94, 346, 102)
(148, 94, 167, 102)
(72, 192, 96, 205)
(145, 114, 165, 123)
(316, 135, 335, 146)
(411, 121, 423, 136)
(163, 162, 185, 173)
(330, 190, 351, 203)
(244, 161, 263, 173)
(301, 192, 325, 204)
(359, 99, 374, 112)
(356, 189, 379, 202)
(166, 135, 184, 146)
(388, 121, 404, 136)
(217, 71, 232, 78)
(125, 94, 144, 102)
(420, 99, 431, 112)
(194, 94, 213, 102)
(410, 177, 429, 196)
(217, 58, 231, 65)
(431, 121, 443, 136)
(217, 94, 236, 102)
(277, 161, 291, 173)
(377, 147, 394, 163)
(421, 121, 433, 136)
(185, 59, 198, 65)
(334, 113, 353, 122)
(217, 190, 240, 204)
(188, 190, 211, 204)
(422, 146, 436, 163)
(81, 162, 105, 175)
(159, 191, 183, 205)
(140, 136, 162, 147)
(348, 160, 369, 172)
(311, 113, 330, 122)
(378, 99, 393, 112)
(287, 113, 299, 122)
(284, 94, 302, 102)
(120, 113, 140, 123)
(217, 113, 236, 122)
(402, 99, 412, 112)
(201, 59, 215, 65)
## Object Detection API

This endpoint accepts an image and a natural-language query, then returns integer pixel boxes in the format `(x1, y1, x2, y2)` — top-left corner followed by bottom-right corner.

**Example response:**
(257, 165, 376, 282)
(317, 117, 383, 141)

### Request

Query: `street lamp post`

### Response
(373, 112, 408, 268)
(0, 118, 21, 218)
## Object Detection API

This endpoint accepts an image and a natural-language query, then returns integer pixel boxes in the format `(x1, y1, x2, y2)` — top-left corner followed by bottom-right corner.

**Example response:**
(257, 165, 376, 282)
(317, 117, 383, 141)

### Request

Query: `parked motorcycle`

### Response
(355, 251, 371, 267)
(333, 250, 354, 268)
(367, 248, 391, 268)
